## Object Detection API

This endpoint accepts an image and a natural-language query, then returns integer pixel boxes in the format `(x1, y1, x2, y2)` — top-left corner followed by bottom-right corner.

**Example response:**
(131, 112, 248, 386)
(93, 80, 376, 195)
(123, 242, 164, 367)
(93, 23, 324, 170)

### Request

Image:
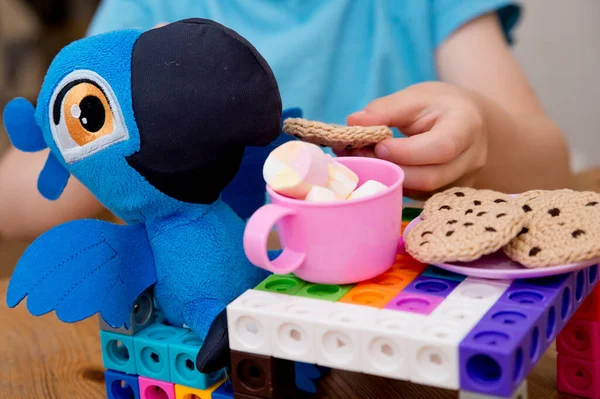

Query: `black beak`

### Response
(126, 18, 282, 204)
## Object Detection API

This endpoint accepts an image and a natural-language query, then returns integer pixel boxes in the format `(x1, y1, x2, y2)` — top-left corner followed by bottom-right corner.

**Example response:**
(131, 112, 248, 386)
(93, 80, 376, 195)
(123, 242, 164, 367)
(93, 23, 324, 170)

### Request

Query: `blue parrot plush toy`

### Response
(3, 18, 305, 375)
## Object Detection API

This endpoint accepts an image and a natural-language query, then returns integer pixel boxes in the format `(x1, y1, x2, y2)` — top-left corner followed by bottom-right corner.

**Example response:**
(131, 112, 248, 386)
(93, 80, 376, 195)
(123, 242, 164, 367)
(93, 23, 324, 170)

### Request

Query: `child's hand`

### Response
(345, 82, 489, 198)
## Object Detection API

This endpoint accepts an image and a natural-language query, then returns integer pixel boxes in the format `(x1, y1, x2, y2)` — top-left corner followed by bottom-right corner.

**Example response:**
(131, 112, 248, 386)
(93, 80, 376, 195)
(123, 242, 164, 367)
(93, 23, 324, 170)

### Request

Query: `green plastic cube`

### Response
(255, 273, 307, 295)
(295, 283, 354, 302)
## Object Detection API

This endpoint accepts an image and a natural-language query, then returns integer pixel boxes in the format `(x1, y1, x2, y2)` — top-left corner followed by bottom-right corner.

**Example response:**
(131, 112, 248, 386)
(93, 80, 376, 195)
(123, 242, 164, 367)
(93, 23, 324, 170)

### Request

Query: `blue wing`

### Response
(6, 219, 156, 328)
(222, 107, 302, 220)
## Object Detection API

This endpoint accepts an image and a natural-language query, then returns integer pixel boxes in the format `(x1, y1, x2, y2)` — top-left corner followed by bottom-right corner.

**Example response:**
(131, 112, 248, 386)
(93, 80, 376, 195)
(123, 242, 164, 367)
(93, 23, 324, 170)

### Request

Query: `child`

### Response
(0, 0, 572, 240)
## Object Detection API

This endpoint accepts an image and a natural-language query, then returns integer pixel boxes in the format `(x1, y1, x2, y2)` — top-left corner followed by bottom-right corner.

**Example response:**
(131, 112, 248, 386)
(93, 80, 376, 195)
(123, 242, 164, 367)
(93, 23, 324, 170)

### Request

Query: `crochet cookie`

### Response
(283, 118, 393, 150)
(405, 196, 524, 264)
(422, 187, 515, 220)
(504, 189, 600, 268)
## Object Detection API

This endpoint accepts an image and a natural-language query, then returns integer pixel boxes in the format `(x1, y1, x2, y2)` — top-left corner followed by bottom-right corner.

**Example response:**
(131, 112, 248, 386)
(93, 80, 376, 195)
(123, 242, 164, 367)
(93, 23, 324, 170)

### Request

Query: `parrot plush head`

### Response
(3, 19, 282, 223)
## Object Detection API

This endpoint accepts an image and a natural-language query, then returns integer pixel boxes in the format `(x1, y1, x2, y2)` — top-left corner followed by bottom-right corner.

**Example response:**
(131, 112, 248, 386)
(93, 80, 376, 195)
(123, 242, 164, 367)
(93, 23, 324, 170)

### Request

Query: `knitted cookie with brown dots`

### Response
(504, 189, 600, 268)
(405, 189, 524, 263)
(422, 187, 515, 220)
(282, 118, 393, 150)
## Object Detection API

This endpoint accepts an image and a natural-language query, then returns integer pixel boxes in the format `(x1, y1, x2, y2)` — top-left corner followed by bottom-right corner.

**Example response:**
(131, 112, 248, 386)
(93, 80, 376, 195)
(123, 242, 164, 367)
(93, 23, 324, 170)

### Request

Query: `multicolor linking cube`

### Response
(98, 290, 228, 399)
(98, 207, 600, 398)
(226, 208, 600, 398)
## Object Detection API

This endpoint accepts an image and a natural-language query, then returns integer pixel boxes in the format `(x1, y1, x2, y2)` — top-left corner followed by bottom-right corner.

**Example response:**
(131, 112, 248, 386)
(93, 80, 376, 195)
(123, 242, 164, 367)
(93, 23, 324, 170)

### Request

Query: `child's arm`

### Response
(0, 148, 104, 240)
(347, 13, 572, 197)
(87, 0, 157, 36)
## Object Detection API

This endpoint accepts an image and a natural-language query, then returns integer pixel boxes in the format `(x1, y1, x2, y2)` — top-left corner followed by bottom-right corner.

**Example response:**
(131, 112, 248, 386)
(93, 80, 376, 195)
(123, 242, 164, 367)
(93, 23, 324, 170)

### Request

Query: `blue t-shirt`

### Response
(88, 0, 520, 127)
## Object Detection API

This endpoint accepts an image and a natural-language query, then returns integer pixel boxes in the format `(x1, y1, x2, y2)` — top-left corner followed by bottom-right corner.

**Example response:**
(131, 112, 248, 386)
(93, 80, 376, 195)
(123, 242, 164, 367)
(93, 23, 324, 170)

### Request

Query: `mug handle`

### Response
(244, 204, 305, 274)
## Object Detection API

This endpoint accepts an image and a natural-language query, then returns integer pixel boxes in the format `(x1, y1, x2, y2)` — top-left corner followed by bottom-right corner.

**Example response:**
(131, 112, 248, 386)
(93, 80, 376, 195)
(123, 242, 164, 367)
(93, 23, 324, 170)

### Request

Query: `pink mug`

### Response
(243, 157, 404, 284)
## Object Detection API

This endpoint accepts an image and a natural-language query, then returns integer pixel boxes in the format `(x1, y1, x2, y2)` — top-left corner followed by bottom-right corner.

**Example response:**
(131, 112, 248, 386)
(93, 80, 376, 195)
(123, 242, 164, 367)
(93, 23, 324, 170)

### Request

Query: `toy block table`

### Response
(227, 209, 600, 399)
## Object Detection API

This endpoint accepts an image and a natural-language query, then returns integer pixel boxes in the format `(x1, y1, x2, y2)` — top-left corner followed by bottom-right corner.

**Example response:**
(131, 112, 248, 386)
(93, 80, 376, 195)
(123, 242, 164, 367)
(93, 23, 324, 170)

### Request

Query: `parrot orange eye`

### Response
(49, 70, 129, 164)
(62, 82, 114, 146)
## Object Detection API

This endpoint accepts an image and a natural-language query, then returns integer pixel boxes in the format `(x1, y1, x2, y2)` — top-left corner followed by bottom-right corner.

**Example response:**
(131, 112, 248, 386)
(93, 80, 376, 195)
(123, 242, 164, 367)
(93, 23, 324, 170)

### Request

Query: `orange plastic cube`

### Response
(339, 285, 398, 308)
(174, 379, 226, 399)
(339, 270, 417, 308)
(360, 270, 417, 292)
(390, 253, 427, 275)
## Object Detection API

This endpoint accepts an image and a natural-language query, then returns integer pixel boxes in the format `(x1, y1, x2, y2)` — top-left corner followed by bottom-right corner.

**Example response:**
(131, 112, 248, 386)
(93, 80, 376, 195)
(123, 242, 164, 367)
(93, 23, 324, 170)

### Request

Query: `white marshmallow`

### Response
(326, 161, 359, 199)
(305, 186, 338, 203)
(347, 180, 388, 200)
(263, 141, 330, 199)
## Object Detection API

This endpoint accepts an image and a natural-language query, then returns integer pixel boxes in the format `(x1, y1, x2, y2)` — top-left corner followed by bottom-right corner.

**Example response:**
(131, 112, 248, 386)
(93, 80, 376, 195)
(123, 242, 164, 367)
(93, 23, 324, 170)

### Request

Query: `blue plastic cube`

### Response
(100, 331, 136, 375)
(212, 379, 234, 399)
(168, 331, 225, 389)
(132, 323, 187, 381)
(421, 265, 466, 282)
(459, 322, 532, 397)
(104, 370, 140, 399)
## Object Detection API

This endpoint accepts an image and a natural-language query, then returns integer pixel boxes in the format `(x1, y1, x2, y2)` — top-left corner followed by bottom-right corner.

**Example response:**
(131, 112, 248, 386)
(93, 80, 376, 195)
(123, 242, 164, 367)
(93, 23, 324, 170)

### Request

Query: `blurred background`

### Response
(0, 0, 598, 277)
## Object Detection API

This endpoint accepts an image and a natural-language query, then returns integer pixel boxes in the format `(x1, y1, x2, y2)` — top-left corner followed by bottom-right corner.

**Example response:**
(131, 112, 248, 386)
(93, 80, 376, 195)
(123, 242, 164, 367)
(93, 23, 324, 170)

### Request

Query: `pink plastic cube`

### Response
(558, 318, 600, 361)
(557, 354, 600, 399)
(138, 376, 175, 399)
(384, 292, 444, 315)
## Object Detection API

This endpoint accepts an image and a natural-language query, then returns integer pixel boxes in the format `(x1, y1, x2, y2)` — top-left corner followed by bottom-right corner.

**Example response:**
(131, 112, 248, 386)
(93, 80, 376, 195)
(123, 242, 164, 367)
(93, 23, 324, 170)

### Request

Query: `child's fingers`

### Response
(347, 90, 428, 129)
(399, 146, 477, 191)
(374, 114, 471, 166)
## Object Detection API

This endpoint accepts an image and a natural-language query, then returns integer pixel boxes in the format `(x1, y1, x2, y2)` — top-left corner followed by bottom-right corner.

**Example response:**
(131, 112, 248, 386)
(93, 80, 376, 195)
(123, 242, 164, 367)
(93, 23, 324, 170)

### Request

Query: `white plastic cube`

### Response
(430, 298, 490, 331)
(313, 303, 375, 372)
(407, 320, 470, 390)
(361, 309, 425, 380)
(226, 289, 291, 356)
(269, 296, 333, 363)
(447, 277, 510, 308)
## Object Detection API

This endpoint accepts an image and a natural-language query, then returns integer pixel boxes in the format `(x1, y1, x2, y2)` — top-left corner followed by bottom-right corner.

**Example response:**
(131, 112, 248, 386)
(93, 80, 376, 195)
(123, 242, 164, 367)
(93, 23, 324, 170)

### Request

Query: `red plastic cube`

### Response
(558, 318, 600, 361)
(558, 354, 600, 399)
(575, 285, 600, 321)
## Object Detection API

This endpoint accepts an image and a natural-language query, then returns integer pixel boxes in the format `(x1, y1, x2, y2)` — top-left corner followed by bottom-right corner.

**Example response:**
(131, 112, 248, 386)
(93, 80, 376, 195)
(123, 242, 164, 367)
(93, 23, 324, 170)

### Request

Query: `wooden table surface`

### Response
(0, 278, 579, 399)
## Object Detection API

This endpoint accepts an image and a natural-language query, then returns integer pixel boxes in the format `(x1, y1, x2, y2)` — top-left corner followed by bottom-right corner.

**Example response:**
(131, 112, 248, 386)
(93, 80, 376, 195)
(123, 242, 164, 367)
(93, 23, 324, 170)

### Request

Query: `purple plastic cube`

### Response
(384, 292, 444, 315)
(588, 264, 599, 291)
(478, 303, 546, 371)
(459, 322, 532, 397)
(573, 268, 588, 311)
(500, 276, 573, 333)
(403, 276, 460, 298)
(514, 272, 572, 291)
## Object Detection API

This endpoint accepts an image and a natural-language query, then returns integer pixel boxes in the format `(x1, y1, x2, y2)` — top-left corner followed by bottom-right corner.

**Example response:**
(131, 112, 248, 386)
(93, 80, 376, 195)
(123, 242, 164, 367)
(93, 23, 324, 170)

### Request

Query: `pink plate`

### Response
(402, 216, 600, 280)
